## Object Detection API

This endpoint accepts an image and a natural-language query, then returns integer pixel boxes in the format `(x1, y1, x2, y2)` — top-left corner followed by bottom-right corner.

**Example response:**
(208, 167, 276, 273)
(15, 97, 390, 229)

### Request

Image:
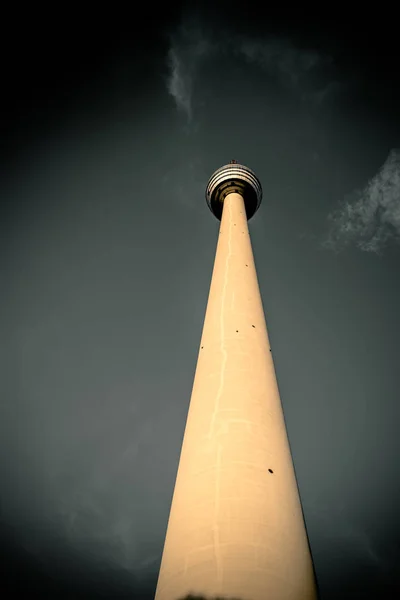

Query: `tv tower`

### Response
(155, 162, 317, 600)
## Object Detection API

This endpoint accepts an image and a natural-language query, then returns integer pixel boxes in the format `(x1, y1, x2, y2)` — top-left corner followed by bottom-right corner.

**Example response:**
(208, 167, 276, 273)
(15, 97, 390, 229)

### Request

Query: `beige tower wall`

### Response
(155, 192, 317, 600)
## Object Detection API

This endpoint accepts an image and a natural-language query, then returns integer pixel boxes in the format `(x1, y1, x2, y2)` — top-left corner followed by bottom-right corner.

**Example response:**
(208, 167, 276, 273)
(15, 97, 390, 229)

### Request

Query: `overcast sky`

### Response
(1, 3, 400, 599)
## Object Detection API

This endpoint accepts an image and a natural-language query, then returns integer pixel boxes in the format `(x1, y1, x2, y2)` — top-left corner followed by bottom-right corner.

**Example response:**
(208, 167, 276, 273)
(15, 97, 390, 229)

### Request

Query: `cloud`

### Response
(165, 14, 337, 124)
(167, 47, 193, 122)
(235, 35, 331, 93)
(161, 158, 207, 212)
(323, 149, 400, 254)
(166, 22, 217, 124)
(305, 499, 385, 570)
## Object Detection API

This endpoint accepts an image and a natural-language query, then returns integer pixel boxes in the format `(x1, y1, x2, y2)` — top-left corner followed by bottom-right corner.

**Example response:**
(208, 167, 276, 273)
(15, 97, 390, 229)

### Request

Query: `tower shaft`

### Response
(155, 192, 317, 600)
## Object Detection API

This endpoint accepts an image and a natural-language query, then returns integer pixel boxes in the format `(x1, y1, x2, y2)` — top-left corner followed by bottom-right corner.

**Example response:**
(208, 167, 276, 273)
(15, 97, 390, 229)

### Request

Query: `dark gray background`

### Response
(2, 3, 399, 598)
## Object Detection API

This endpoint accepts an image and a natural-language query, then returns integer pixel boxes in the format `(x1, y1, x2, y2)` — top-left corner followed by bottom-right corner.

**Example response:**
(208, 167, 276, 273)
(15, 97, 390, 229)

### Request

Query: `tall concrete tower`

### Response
(155, 162, 317, 600)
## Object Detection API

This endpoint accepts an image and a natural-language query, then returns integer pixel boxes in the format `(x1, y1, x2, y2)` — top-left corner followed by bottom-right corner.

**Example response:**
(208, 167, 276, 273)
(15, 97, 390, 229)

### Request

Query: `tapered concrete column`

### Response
(155, 166, 317, 600)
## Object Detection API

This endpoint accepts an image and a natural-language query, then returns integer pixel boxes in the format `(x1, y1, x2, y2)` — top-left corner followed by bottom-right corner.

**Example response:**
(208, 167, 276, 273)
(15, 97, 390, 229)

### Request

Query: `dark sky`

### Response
(2, 4, 400, 599)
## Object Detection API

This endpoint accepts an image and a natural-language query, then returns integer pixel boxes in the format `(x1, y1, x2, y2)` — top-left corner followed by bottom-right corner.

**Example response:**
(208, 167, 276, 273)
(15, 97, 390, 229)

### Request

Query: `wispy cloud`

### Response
(161, 158, 207, 213)
(235, 35, 331, 93)
(165, 15, 337, 125)
(305, 499, 392, 572)
(166, 22, 217, 124)
(323, 149, 400, 254)
(167, 47, 193, 121)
